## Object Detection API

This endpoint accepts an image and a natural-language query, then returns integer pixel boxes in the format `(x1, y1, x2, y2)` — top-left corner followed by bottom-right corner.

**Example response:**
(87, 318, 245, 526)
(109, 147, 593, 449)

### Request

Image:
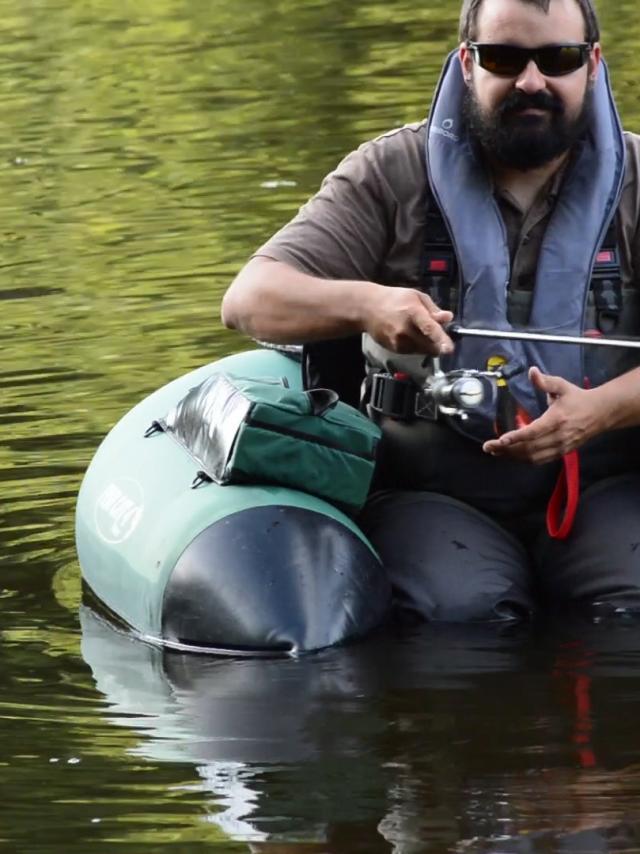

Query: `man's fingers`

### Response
(483, 431, 562, 463)
(529, 366, 568, 397)
(412, 312, 454, 354)
(416, 291, 446, 313)
(433, 309, 454, 323)
(415, 293, 454, 349)
(482, 412, 553, 455)
(486, 417, 546, 448)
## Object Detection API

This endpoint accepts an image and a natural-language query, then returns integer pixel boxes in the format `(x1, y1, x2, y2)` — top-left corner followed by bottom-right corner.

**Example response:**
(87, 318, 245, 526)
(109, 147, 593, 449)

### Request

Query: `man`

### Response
(222, 0, 640, 623)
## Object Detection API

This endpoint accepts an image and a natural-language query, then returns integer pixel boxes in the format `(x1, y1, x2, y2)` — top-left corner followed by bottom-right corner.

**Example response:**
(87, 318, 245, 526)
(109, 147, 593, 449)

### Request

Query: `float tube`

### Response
(75, 348, 390, 656)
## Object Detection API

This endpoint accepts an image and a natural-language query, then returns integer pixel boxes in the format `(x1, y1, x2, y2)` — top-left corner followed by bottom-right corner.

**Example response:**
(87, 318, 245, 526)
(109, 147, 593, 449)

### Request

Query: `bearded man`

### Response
(222, 0, 640, 624)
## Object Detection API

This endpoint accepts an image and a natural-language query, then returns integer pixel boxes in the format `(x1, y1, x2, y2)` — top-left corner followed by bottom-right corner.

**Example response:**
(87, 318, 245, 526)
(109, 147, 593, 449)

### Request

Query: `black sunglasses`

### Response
(466, 42, 593, 77)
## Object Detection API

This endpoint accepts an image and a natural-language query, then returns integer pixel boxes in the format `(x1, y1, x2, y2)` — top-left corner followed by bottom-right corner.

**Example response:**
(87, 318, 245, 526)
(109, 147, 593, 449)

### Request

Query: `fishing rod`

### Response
(446, 322, 640, 350)
(372, 323, 640, 423)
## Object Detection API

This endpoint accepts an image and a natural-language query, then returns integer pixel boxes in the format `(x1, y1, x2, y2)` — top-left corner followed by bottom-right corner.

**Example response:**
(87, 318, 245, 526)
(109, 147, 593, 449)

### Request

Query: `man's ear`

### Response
(589, 42, 602, 82)
(458, 42, 473, 84)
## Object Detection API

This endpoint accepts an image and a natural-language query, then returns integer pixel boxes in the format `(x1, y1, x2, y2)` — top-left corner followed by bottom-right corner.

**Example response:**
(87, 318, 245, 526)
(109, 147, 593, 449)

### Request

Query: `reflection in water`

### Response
(81, 606, 640, 852)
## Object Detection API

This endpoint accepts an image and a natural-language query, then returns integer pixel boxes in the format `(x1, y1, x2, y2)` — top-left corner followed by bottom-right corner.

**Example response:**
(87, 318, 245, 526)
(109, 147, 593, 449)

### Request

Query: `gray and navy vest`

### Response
(363, 51, 633, 443)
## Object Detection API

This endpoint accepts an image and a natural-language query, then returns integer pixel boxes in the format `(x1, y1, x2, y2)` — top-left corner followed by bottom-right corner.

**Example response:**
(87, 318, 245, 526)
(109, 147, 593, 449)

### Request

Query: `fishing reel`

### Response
(415, 358, 499, 421)
(369, 358, 521, 422)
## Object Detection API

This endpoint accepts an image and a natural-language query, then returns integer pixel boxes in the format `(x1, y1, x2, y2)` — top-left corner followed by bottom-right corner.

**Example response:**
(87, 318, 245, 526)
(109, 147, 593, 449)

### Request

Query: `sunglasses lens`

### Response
(476, 45, 526, 76)
(537, 45, 585, 75)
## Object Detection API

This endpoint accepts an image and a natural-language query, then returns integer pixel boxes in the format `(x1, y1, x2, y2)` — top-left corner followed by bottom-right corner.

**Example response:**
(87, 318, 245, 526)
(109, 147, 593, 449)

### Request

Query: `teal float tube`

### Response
(76, 349, 389, 655)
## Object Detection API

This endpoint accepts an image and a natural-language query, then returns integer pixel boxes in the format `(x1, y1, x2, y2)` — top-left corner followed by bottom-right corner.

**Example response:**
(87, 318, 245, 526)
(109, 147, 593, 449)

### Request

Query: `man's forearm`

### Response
(221, 257, 376, 343)
(221, 256, 454, 354)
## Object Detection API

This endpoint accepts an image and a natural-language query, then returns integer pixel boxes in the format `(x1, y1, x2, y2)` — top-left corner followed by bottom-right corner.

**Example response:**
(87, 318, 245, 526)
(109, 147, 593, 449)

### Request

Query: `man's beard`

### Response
(463, 84, 593, 171)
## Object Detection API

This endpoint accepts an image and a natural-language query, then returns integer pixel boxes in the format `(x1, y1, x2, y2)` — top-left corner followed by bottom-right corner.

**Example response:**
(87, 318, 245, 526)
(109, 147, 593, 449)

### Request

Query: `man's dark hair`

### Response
(459, 0, 600, 43)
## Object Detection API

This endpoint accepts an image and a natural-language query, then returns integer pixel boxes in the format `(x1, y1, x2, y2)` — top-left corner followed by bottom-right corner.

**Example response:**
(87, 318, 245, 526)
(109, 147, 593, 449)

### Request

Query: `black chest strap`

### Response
(419, 197, 457, 311)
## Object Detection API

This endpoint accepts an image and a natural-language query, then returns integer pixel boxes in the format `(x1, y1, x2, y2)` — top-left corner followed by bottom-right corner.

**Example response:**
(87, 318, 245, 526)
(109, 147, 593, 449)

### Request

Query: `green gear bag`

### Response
(158, 373, 381, 512)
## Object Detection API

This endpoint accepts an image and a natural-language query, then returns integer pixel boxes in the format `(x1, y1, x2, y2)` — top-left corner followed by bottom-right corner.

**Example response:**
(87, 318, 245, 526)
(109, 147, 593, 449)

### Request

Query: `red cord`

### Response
(546, 450, 580, 540)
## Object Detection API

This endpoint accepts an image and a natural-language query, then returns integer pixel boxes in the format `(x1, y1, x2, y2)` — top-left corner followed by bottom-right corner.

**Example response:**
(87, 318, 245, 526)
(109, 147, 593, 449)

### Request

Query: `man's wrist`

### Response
(349, 280, 383, 335)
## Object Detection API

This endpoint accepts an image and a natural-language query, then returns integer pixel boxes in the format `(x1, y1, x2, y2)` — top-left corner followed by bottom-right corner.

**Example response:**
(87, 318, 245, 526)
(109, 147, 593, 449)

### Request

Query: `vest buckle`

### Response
(369, 372, 416, 420)
(591, 246, 622, 334)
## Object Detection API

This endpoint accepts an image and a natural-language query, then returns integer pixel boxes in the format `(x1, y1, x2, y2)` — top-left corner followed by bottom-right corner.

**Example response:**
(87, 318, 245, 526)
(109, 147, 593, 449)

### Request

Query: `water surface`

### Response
(4, 0, 640, 850)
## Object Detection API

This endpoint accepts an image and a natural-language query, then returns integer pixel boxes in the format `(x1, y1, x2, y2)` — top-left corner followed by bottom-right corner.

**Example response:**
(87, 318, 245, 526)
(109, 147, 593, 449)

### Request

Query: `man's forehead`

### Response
(474, 0, 586, 41)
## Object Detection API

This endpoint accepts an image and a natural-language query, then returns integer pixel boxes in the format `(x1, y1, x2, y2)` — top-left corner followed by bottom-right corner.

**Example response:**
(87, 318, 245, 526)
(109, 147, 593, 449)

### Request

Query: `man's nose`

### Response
(515, 59, 547, 94)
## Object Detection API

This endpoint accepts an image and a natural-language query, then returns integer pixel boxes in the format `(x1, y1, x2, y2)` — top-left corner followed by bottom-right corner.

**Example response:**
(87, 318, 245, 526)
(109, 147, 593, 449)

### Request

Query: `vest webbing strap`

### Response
(546, 450, 580, 540)
(420, 198, 457, 311)
(516, 407, 580, 540)
(590, 220, 622, 333)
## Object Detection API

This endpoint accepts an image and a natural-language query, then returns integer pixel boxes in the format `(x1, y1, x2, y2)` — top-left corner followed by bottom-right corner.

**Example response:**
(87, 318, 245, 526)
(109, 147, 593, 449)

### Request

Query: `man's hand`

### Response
(482, 366, 608, 465)
(363, 286, 454, 355)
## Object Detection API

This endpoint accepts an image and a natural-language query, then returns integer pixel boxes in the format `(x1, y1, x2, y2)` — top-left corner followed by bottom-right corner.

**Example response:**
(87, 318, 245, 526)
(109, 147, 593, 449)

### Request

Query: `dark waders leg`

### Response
(534, 474, 640, 615)
(359, 490, 535, 622)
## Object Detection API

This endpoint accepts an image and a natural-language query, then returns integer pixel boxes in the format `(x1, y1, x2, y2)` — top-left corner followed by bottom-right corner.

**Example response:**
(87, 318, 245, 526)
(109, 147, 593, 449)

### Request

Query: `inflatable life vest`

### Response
(363, 51, 629, 442)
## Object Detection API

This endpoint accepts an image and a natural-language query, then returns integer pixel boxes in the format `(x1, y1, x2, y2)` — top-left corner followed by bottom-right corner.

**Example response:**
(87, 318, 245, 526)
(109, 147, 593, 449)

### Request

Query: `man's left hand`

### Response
(482, 366, 606, 465)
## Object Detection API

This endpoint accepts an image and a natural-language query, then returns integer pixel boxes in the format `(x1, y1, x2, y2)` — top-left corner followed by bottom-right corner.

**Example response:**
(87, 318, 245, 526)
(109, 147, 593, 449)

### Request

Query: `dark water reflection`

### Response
(4, 0, 640, 849)
(79, 608, 640, 853)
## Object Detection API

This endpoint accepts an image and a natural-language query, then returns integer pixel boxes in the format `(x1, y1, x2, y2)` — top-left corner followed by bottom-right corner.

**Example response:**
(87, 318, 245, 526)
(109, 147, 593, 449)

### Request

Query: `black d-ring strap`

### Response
(306, 388, 339, 416)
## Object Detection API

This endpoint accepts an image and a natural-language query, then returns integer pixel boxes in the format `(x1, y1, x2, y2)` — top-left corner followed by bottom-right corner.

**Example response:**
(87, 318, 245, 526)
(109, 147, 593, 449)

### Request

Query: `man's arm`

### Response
(222, 126, 455, 356)
(221, 256, 454, 356)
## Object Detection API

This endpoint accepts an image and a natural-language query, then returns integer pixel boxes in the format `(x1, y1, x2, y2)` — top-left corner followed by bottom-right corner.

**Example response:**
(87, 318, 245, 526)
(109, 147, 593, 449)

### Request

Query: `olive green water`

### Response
(5, 0, 640, 851)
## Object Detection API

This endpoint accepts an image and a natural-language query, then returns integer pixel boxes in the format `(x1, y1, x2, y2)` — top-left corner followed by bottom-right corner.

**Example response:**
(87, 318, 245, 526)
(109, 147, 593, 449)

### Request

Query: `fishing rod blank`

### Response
(447, 323, 640, 350)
